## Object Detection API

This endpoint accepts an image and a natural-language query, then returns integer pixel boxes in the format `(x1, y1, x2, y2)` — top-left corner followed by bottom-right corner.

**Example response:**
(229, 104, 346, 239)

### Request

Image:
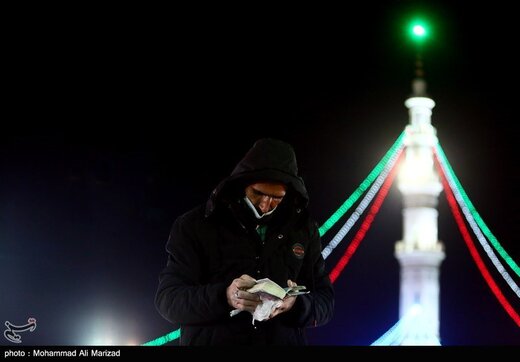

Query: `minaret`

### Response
(394, 75, 445, 345)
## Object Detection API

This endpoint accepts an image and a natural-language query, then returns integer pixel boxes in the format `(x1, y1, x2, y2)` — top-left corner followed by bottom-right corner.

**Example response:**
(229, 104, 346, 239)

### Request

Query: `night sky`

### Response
(2, 2, 519, 347)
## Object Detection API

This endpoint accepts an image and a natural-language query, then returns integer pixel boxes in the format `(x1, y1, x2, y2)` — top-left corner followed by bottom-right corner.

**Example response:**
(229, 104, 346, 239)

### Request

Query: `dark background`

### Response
(2, 2, 519, 346)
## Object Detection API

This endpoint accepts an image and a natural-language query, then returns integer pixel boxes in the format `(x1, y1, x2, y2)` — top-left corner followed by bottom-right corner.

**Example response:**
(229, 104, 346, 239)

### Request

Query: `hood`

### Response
(205, 138, 309, 217)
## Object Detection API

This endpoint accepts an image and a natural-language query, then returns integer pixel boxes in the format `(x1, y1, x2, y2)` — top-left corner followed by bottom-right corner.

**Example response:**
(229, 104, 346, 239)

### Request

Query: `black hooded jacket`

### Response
(155, 138, 334, 345)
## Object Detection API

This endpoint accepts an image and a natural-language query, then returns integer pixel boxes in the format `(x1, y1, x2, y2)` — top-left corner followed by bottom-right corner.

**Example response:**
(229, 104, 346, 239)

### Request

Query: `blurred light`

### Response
(407, 18, 431, 44)
(413, 24, 426, 37)
(77, 310, 139, 345)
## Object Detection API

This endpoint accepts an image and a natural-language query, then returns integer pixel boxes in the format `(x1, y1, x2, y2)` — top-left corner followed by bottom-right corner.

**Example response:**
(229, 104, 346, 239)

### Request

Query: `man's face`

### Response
(244, 182, 287, 215)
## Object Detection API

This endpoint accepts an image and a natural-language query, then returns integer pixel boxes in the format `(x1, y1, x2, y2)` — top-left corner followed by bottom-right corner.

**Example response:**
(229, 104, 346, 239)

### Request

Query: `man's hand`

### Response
(269, 279, 298, 319)
(226, 274, 261, 314)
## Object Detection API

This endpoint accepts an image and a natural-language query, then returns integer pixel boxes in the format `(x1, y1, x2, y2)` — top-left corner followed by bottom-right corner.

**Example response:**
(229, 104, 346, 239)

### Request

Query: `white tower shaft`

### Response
(395, 83, 445, 345)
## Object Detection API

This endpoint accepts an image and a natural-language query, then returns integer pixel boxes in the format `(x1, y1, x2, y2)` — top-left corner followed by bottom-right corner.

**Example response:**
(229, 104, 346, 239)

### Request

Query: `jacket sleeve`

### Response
(154, 213, 230, 325)
(283, 220, 334, 328)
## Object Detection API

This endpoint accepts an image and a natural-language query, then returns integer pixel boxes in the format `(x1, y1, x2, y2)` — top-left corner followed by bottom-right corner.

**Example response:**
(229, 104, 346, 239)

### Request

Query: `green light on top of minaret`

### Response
(413, 24, 426, 37)
(409, 20, 429, 42)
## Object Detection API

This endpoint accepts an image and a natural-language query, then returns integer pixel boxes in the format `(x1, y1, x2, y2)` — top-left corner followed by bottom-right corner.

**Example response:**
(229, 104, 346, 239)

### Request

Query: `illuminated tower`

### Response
(394, 76, 445, 345)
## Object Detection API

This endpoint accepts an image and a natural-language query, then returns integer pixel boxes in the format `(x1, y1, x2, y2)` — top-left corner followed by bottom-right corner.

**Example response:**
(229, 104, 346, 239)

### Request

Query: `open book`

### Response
(246, 278, 309, 299)
(229, 278, 309, 320)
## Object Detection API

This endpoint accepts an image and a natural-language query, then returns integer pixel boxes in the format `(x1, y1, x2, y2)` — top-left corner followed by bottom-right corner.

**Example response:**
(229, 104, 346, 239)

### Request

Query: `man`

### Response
(155, 138, 334, 345)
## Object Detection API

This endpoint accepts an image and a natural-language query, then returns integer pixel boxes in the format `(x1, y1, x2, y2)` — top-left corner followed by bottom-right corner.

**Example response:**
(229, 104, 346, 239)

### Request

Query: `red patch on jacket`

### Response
(292, 243, 305, 259)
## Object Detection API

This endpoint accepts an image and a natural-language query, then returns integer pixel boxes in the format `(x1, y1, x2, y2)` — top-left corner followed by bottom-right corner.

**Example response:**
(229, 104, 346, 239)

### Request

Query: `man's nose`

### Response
(257, 195, 274, 213)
